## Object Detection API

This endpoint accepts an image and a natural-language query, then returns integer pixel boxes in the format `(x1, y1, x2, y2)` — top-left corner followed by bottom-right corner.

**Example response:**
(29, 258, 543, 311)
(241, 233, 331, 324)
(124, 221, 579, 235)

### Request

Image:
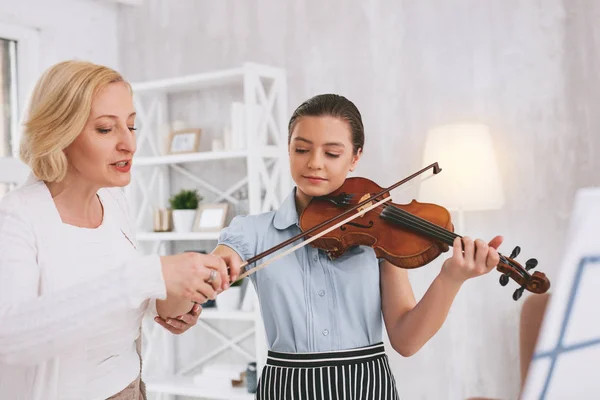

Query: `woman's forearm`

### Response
(156, 297, 195, 319)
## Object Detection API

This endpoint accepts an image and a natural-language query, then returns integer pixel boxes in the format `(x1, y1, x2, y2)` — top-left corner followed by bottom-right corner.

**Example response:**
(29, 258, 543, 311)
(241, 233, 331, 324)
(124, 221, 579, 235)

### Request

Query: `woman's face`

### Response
(64, 82, 137, 188)
(289, 115, 361, 199)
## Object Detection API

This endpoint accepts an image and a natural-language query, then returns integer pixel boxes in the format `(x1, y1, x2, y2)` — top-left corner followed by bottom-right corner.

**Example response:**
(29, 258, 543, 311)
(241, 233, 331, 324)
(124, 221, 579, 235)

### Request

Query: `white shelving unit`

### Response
(127, 63, 290, 400)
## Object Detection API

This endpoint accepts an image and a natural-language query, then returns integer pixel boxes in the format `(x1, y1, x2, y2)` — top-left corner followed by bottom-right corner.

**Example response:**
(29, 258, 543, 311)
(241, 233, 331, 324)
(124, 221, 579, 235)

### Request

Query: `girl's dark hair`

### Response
(287, 94, 364, 154)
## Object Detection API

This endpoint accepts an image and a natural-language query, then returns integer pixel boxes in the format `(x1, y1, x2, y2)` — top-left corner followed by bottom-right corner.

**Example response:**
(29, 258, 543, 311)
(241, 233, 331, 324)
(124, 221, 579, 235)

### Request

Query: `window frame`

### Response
(0, 22, 40, 156)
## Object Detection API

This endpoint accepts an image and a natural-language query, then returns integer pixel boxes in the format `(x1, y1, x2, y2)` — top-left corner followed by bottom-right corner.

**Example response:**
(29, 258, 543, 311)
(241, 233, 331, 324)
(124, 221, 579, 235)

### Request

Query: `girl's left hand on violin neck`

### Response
(440, 236, 503, 285)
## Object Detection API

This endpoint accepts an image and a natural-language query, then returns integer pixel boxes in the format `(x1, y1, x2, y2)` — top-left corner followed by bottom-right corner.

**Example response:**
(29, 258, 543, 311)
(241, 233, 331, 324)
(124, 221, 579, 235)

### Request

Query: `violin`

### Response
(299, 180, 550, 301)
(237, 163, 550, 301)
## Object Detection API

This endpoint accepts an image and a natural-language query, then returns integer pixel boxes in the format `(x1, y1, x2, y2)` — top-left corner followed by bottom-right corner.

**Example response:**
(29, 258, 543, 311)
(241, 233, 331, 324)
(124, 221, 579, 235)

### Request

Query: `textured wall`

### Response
(0, 0, 119, 161)
(118, 1, 600, 398)
(0, 0, 119, 71)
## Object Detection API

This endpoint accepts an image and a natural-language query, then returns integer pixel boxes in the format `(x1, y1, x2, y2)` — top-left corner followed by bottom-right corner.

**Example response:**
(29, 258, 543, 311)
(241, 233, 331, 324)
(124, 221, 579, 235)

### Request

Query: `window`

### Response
(0, 37, 18, 198)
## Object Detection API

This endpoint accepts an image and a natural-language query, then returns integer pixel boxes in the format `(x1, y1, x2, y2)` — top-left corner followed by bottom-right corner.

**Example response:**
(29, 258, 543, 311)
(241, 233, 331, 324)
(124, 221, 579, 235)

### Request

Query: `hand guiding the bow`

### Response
(159, 252, 230, 303)
(440, 236, 503, 284)
(157, 252, 232, 319)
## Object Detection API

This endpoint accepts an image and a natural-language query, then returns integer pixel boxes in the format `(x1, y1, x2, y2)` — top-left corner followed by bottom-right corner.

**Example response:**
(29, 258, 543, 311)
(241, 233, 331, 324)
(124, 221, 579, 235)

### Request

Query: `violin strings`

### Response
(381, 205, 459, 244)
(379, 205, 527, 276)
(330, 196, 531, 280)
(351, 199, 459, 245)
(376, 206, 528, 278)
(348, 200, 529, 279)
(343, 199, 456, 243)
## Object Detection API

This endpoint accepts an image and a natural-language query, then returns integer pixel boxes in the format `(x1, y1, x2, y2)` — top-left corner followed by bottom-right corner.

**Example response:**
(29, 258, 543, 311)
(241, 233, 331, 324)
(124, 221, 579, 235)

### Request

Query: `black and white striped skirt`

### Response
(256, 342, 400, 400)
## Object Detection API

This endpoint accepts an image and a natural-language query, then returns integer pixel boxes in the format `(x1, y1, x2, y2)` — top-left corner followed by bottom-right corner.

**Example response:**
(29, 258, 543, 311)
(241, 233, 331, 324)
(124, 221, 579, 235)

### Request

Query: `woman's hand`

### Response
(160, 252, 229, 304)
(440, 236, 503, 285)
(154, 303, 202, 334)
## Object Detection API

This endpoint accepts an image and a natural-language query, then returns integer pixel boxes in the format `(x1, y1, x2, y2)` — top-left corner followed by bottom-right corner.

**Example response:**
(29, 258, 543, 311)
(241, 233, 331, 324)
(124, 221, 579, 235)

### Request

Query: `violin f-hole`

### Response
(340, 221, 374, 230)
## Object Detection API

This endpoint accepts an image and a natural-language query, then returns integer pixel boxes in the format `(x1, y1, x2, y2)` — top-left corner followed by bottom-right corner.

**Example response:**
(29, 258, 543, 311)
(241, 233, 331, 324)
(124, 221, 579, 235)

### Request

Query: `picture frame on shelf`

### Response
(193, 203, 229, 232)
(166, 128, 201, 154)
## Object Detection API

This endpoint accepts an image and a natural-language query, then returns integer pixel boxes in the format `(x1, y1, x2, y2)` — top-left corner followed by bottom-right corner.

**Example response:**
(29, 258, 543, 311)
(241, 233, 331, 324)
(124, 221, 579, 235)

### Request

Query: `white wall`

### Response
(117, 1, 600, 399)
(0, 0, 120, 104)
(0, 0, 120, 174)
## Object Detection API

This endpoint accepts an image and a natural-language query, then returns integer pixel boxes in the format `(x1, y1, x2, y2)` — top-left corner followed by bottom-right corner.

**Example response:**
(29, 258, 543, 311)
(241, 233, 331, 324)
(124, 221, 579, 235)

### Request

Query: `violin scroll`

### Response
(496, 246, 550, 301)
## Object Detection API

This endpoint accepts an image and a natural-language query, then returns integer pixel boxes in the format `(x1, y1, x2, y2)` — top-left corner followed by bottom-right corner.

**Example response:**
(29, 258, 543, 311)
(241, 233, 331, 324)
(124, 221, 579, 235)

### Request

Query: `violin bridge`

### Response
(356, 193, 373, 216)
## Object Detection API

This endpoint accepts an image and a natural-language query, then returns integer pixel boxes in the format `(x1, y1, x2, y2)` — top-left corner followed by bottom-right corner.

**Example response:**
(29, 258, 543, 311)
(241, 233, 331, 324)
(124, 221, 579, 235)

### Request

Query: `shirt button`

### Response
(318, 290, 325, 297)
(313, 255, 318, 261)
(322, 329, 329, 336)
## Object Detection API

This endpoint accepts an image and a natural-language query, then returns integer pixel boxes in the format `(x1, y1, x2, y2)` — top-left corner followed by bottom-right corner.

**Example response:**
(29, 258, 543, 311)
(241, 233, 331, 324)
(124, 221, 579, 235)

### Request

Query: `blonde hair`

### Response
(20, 60, 129, 182)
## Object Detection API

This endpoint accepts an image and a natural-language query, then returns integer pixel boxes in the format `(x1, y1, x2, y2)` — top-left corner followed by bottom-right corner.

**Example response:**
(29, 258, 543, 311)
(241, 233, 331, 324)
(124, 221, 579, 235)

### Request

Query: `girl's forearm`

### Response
(389, 272, 463, 356)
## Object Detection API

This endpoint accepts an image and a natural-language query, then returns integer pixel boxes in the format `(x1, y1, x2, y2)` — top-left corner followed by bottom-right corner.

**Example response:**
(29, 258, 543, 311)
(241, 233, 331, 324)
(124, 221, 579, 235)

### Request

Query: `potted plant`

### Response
(169, 189, 202, 232)
(216, 278, 245, 311)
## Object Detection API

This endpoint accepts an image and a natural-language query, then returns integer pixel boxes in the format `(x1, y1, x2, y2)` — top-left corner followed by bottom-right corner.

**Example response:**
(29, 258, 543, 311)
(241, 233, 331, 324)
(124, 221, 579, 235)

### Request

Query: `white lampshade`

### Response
(418, 123, 505, 211)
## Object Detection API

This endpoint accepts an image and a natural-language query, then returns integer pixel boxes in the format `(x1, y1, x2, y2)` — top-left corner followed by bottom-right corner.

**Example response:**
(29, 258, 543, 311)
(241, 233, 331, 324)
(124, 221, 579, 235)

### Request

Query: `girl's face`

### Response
(289, 115, 361, 201)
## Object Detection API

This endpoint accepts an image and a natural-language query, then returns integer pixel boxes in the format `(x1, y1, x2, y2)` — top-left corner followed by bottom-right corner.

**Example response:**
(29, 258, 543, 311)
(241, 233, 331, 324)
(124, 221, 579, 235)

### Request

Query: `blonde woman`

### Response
(0, 61, 231, 399)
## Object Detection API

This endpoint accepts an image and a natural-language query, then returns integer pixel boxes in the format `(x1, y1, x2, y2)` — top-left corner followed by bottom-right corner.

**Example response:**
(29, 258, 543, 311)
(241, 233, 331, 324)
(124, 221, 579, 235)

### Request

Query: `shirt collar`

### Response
(273, 187, 300, 230)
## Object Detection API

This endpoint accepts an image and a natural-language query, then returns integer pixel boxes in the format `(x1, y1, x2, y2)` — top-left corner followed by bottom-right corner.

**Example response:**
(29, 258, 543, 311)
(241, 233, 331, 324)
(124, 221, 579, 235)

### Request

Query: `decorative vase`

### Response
(171, 209, 196, 232)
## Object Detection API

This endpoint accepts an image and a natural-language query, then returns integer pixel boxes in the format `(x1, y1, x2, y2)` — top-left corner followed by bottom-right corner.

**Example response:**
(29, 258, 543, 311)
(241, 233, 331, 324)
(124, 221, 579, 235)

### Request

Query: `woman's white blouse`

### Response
(0, 176, 166, 400)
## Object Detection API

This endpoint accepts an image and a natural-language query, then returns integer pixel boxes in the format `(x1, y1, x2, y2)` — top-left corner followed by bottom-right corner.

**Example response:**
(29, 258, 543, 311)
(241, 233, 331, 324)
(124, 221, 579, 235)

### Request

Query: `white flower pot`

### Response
(217, 287, 241, 311)
(171, 209, 196, 232)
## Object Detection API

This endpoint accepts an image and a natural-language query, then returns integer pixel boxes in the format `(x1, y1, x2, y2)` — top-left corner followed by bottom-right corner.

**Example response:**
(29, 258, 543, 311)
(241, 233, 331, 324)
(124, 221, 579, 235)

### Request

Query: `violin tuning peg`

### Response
(512, 286, 525, 301)
(510, 246, 521, 259)
(525, 258, 538, 271)
(499, 274, 509, 287)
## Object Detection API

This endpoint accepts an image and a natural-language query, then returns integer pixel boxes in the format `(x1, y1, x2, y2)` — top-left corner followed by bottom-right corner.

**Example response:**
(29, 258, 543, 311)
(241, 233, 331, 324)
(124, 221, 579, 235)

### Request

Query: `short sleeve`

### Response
(217, 215, 257, 263)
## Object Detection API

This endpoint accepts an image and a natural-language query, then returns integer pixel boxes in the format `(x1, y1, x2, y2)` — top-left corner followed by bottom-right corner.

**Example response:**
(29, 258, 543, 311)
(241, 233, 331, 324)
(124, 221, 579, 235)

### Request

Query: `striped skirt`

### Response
(256, 342, 399, 400)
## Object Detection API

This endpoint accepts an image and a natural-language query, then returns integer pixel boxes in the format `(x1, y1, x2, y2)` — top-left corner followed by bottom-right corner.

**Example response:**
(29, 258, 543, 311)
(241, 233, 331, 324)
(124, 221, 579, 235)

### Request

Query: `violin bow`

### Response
(233, 162, 442, 282)
(236, 195, 393, 280)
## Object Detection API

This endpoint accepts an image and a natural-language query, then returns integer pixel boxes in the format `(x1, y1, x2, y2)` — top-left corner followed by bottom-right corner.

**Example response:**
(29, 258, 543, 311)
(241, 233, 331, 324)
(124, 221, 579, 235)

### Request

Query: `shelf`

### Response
(133, 146, 283, 167)
(137, 232, 220, 241)
(200, 309, 255, 321)
(129, 63, 285, 389)
(145, 375, 254, 399)
(133, 150, 248, 166)
(130, 63, 285, 94)
(131, 67, 245, 93)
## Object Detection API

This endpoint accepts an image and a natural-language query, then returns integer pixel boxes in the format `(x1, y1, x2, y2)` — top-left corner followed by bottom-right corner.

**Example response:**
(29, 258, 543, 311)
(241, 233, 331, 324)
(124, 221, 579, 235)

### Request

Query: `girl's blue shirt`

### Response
(218, 187, 384, 353)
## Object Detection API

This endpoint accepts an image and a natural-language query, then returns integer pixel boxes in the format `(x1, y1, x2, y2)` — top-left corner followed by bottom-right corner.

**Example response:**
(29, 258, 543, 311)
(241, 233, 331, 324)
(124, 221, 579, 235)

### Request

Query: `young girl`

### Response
(213, 94, 502, 399)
